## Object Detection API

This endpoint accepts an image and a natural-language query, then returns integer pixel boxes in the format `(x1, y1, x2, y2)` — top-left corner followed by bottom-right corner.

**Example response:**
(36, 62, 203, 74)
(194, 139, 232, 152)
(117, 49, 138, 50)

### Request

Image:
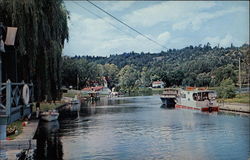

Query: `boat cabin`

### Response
(161, 88, 179, 98)
(177, 89, 218, 111)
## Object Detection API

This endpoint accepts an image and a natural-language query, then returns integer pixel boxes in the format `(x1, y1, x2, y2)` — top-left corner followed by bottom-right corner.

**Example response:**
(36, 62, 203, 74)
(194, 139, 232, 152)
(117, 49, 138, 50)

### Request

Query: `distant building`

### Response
(82, 86, 111, 95)
(152, 81, 164, 88)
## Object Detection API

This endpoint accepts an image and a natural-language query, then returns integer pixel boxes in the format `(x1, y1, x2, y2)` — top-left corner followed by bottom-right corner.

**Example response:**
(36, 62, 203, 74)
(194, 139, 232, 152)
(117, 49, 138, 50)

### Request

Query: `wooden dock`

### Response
(0, 120, 38, 159)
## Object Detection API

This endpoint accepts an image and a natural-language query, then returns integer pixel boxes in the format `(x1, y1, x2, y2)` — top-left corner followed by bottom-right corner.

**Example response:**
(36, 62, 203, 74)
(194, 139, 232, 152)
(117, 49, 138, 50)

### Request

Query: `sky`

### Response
(63, 1, 249, 57)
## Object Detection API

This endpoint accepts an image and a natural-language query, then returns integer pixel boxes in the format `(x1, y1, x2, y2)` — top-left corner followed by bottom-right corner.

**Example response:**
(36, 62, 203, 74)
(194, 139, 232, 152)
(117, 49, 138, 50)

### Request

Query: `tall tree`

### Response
(0, 0, 69, 101)
(118, 65, 138, 93)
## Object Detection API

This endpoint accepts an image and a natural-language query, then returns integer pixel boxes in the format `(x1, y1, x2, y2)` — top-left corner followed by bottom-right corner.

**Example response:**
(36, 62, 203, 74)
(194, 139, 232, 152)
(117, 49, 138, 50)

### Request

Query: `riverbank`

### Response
(1, 101, 69, 159)
(217, 93, 249, 104)
(219, 102, 250, 113)
(1, 120, 38, 160)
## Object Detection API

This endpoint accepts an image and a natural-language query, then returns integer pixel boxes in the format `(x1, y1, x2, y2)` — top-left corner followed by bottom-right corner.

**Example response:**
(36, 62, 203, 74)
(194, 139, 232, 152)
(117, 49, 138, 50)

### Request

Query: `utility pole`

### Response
(239, 57, 241, 93)
(77, 74, 79, 90)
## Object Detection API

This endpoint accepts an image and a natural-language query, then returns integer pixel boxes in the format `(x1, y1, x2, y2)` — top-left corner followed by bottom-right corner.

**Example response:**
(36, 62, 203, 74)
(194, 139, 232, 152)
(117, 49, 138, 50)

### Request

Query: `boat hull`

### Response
(41, 114, 59, 121)
(175, 104, 219, 112)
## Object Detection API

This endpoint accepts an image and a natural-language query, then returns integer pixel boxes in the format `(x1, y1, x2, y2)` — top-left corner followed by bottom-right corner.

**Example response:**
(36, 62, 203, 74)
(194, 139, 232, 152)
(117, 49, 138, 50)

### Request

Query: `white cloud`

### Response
(64, 12, 171, 56)
(202, 34, 242, 47)
(63, 1, 249, 56)
(100, 1, 135, 12)
(63, 11, 173, 56)
(124, 1, 244, 31)
(157, 32, 171, 44)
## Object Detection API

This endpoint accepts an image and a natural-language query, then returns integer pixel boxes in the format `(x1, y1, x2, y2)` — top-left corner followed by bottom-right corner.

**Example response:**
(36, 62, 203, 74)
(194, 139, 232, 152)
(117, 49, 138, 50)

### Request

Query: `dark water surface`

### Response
(35, 96, 250, 160)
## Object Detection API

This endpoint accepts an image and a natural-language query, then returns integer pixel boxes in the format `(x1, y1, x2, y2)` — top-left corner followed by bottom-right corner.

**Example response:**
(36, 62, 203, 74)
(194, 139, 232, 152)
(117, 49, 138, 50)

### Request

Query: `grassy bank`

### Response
(32, 101, 65, 112)
(7, 120, 23, 139)
(152, 88, 164, 94)
(63, 89, 111, 98)
(218, 93, 249, 104)
(39, 102, 65, 112)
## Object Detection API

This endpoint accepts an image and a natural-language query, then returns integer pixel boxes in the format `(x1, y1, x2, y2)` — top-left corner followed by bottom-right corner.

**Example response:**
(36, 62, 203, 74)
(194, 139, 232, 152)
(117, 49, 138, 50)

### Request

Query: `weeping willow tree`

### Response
(0, 0, 69, 101)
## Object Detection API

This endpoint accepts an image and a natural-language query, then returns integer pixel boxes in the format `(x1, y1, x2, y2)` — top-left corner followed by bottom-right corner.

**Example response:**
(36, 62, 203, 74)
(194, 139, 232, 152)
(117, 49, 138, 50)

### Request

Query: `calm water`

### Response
(35, 96, 250, 160)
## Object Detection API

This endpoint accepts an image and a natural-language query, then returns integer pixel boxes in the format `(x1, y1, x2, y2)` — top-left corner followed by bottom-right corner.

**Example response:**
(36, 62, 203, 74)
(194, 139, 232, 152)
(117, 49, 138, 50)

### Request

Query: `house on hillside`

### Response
(152, 81, 164, 88)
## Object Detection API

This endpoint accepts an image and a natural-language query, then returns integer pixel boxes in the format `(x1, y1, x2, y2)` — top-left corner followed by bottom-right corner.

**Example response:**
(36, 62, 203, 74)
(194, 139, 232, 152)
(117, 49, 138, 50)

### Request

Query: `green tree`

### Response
(118, 65, 139, 93)
(216, 78, 236, 98)
(62, 58, 101, 89)
(0, 0, 69, 101)
(102, 64, 119, 89)
(140, 67, 151, 87)
(212, 64, 237, 85)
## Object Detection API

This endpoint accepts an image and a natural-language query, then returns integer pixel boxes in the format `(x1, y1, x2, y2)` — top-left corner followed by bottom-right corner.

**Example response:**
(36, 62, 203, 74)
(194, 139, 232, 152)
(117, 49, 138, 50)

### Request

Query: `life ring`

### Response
(22, 84, 30, 105)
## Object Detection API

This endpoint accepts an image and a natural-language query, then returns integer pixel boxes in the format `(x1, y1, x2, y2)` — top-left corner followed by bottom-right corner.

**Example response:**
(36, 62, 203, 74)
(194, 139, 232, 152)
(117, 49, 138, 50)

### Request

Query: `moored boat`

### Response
(88, 91, 100, 101)
(67, 99, 80, 112)
(160, 88, 179, 107)
(176, 87, 219, 112)
(40, 110, 59, 121)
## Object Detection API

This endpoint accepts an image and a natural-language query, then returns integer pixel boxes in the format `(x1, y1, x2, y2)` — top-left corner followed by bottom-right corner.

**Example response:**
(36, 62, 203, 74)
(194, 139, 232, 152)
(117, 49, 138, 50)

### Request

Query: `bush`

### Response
(216, 78, 236, 99)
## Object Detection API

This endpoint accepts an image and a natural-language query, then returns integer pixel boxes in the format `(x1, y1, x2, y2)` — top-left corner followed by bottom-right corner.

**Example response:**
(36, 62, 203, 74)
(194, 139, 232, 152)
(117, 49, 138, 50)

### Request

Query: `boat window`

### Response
(196, 93, 202, 101)
(181, 94, 186, 98)
(202, 92, 209, 101)
(193, 93, 197, 101)
(208, 92, 216, 100)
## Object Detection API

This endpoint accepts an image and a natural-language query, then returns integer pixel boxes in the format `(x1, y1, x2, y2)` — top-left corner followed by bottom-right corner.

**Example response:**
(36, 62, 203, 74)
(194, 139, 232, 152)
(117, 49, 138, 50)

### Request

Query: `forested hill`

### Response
(81, 44, 247, 69)
(63, 44, 249, 88)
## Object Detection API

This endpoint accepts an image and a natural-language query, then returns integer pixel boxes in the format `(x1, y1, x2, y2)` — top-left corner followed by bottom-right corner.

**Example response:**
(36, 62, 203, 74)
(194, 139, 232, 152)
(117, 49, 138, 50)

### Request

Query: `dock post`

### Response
(0, 80, 11, 140)
(0, 117, 7, 140)
(6, 80, 11, 121)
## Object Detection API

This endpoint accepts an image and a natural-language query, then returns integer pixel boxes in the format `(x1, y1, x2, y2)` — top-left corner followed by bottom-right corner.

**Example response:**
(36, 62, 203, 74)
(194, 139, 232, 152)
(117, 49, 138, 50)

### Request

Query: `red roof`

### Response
(152, 81, 164, 84)
(82, 86, 104, 91)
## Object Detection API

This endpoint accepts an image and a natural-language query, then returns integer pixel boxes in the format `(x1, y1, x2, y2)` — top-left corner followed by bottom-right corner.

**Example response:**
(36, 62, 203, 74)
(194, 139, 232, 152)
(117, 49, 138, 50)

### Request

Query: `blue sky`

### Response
(63, 1, 249, 57)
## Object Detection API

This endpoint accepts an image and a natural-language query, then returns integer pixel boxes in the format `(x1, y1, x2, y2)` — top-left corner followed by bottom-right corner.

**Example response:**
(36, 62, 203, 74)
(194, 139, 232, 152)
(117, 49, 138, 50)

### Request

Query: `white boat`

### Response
(176, 87, 219, 112)
(160, 88, 179, 107)
(40, 110, 59, 121)
(66, 100, 80, 112)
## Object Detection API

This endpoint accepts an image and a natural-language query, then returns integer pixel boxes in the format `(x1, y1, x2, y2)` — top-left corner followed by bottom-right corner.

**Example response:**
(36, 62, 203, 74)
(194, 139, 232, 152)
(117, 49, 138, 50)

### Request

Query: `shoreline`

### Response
(219, 102, 250, 114)
(1, 102, 68, 159)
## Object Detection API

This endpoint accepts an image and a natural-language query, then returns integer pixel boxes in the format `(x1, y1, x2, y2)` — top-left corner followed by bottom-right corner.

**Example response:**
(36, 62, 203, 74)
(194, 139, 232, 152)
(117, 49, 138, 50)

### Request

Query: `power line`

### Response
(86, 0, 168, 50)
(73, 1, 135, 38)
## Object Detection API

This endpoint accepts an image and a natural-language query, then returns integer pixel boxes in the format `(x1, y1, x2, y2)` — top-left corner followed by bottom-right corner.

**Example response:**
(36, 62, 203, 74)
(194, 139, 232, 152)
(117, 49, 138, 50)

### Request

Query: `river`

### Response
(34, 95, 250, 160)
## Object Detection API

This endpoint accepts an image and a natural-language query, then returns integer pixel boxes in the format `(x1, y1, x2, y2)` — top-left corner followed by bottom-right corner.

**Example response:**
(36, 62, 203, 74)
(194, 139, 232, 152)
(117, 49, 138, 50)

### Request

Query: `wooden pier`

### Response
(0, 80, 34, 140)
(0, 120, 38, 159)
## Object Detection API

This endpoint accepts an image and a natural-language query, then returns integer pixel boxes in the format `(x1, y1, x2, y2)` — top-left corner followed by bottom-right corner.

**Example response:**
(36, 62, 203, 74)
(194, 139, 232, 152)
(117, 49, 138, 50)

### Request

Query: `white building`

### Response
(152, 81, 164, 88)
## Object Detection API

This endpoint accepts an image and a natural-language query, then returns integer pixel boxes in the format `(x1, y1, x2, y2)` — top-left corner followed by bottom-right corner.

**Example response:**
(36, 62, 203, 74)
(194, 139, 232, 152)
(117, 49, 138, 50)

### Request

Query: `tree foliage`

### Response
(0, 0, 69, 101)
(81, 44, 248, 88)
(216, 78, 236, 98)
(118, 65, 139, 92)
(62, 44, 249, 91)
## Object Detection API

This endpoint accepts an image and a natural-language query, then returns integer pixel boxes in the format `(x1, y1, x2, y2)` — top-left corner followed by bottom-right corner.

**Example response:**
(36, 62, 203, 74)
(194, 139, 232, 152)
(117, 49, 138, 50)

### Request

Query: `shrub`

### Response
(216, 78, 236, 99)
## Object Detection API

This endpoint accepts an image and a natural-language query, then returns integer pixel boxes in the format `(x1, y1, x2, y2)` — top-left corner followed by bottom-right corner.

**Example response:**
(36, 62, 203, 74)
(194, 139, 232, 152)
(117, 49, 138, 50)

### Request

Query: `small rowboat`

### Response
(40, 110, 59, 121)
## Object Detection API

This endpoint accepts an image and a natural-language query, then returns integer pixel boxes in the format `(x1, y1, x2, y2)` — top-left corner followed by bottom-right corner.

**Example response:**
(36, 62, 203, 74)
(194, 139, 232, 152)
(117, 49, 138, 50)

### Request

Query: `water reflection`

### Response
(160, 104, 175, 109)
(34, 96, 250, 160)
(35, 121, 63, 160)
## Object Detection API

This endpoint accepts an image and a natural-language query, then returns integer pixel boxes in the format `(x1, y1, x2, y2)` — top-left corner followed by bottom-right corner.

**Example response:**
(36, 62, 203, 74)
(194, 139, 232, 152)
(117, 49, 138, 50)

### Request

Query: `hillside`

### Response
(64, 44, 249, 88)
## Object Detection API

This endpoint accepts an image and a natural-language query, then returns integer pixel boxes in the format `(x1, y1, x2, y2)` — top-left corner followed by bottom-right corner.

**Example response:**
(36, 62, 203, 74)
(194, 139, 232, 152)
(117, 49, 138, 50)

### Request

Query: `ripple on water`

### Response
(35, 96, 250, 160)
